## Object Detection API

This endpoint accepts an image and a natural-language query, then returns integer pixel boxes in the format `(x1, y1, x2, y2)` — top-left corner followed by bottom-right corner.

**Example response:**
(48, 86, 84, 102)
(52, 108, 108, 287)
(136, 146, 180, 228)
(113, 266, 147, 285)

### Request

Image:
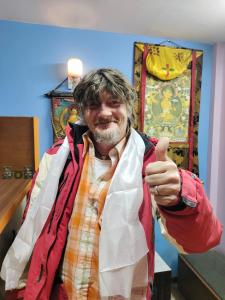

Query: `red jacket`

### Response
(5, 124, 222, 300)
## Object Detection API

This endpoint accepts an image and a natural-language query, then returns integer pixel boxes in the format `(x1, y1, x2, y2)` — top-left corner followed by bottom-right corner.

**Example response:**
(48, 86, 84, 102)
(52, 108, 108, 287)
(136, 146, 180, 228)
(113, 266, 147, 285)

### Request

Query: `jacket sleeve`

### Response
(22, 141, 63, 222)
(156, 169, 223, 254)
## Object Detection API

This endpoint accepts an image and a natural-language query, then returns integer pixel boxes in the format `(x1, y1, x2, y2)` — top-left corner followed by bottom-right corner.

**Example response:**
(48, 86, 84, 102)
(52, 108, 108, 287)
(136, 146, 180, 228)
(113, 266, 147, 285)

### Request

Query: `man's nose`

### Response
(98, 104, 112, 116)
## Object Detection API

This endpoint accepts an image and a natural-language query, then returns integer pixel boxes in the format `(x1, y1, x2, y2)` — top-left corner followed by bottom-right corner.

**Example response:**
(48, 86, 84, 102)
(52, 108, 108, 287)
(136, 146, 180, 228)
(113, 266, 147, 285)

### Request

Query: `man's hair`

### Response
(73, 68, 136, 119)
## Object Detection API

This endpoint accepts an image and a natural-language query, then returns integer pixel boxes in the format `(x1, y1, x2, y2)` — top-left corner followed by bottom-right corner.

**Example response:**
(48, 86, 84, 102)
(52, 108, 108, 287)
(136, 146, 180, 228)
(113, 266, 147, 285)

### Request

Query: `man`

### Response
(1, 68, 222, 300)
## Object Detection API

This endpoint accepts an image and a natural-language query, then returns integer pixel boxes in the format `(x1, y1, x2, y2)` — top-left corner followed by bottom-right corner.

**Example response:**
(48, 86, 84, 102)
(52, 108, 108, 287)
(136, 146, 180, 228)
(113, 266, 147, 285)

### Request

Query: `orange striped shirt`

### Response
(61, 132, 127, 299)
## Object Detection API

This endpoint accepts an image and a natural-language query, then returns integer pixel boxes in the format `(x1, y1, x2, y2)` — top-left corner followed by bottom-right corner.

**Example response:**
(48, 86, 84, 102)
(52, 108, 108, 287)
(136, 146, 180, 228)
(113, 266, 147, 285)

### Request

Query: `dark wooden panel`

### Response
(153, 270, 171, 300)
(178, 255, 222, 300)
(153, 252, 172, 300)
(0, 116, 39, 176)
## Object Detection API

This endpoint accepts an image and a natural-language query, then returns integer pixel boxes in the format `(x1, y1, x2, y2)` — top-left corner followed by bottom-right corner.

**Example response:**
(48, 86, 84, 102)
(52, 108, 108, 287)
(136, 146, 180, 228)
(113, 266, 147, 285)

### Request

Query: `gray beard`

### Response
(92, 128, 122, 145)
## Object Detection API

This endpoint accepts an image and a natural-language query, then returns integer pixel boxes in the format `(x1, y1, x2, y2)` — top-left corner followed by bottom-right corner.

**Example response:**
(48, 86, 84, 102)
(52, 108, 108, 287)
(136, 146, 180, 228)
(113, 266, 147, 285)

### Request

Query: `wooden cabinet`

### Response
(0, 116, 39, 233)
(178, 251, 225, 300)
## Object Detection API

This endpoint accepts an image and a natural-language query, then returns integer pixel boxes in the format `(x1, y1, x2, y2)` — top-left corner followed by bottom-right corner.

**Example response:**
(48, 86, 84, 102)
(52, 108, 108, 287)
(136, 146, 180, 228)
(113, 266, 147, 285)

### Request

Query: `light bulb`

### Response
(67, 58, 83, 90)
(67, 58, 83, 77)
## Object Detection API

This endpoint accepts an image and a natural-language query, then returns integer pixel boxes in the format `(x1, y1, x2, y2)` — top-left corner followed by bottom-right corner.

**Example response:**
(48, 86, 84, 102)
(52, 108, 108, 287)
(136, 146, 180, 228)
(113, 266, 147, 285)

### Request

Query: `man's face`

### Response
(83, 91, 129, 145)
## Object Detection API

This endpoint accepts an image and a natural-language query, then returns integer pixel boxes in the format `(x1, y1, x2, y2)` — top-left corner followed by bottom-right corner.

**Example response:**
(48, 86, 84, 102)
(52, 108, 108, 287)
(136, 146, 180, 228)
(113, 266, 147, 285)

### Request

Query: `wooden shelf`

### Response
(0, 179, 31, 233)
(0, 116, 39, 233)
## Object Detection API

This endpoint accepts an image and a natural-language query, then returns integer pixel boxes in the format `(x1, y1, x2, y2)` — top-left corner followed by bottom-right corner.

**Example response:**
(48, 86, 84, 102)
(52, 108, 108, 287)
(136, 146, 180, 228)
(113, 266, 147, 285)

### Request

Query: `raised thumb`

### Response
(155, 137, 170, 161)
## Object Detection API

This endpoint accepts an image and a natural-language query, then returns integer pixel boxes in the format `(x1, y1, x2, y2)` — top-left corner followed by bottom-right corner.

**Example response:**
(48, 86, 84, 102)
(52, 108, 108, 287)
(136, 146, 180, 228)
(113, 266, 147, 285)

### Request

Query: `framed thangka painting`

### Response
(133, 42, 203, 175)
(45, 79, 79, 142)
(51, 97, 79, 141)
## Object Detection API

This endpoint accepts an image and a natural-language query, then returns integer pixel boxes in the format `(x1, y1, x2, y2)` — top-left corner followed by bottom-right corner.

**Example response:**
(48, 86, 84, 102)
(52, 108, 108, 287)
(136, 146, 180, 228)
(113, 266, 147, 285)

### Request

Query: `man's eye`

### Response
(87, 103, 99, 109)
(110, 100, 121, 106)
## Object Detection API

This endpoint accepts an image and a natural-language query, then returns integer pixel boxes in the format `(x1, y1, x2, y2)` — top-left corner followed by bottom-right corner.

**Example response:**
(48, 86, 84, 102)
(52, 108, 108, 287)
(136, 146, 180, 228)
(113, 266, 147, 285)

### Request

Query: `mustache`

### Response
(95, 118, 118, 125)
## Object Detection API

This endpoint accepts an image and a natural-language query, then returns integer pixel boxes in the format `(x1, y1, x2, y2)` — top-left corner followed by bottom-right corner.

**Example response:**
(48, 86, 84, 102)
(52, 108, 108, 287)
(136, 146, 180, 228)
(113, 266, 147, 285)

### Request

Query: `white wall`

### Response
(208, 42, 225, 253)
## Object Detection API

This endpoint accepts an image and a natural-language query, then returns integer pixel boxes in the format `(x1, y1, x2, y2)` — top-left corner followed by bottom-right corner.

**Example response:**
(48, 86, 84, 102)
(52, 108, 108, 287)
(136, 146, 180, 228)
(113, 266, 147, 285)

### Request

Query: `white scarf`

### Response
(99, 128, 148, 299)
(1, 129, 149, 299)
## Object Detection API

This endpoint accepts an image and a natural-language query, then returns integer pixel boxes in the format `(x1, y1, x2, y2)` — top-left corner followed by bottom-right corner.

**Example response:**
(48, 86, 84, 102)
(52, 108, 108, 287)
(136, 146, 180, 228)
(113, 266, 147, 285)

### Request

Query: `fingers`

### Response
(145, 160, 176, 176)
(145, 167, 180, 186)
(150, 185, 180, 207)
(152, 194, 180, 207)
(150, 183, 181, 197)
(147, 172, 181, 207)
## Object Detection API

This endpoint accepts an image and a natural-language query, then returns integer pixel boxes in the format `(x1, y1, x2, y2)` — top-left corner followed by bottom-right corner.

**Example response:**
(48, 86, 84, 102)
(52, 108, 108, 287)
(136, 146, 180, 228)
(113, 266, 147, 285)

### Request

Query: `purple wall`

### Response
(208, 43, 225, 254)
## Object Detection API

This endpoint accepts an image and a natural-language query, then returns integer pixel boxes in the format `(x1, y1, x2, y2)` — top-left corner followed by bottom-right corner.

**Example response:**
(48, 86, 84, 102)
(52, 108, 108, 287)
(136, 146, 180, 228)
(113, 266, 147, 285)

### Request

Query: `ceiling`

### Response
(1, 0, 225, 44)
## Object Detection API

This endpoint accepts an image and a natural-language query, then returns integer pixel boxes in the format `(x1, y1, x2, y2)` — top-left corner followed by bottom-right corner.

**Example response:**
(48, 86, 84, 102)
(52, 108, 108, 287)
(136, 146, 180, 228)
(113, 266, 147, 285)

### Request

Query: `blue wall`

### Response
(0, 20, 213, 276)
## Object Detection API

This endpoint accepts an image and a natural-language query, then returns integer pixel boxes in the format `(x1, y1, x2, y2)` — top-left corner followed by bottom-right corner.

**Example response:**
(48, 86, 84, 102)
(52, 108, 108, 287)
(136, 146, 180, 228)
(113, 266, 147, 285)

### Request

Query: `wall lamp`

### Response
(45, 58, 83, 98)
(67, 58, 83, 90)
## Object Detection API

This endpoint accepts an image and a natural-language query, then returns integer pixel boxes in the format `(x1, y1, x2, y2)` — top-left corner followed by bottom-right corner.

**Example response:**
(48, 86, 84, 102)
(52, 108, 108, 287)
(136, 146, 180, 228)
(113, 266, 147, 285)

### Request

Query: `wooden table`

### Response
(0, 179, 31, 234)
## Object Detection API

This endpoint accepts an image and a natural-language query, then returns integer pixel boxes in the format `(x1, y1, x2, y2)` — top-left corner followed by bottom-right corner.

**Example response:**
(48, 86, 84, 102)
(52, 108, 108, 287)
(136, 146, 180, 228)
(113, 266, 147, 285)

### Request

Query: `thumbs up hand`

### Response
(145, 137, 181, 207)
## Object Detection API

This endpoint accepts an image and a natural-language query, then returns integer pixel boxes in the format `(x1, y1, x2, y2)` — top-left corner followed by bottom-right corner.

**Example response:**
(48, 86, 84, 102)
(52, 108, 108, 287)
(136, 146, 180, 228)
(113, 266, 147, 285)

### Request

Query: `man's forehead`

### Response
(99, 90, 120, 101)
(85, 91, 121, 104)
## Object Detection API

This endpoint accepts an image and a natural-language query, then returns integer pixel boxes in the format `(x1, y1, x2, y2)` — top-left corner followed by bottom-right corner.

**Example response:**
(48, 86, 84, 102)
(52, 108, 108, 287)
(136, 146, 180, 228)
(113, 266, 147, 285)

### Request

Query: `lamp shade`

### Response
(67, 58, 83, 77)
